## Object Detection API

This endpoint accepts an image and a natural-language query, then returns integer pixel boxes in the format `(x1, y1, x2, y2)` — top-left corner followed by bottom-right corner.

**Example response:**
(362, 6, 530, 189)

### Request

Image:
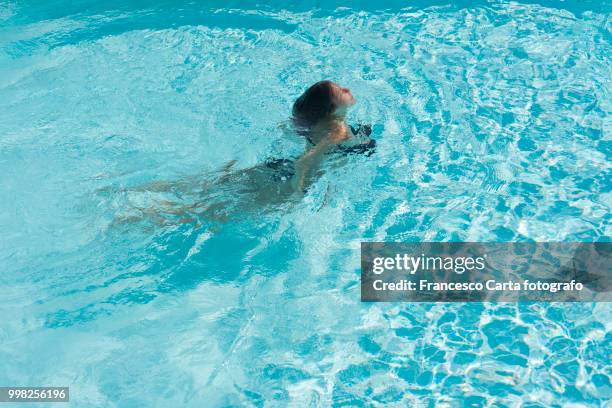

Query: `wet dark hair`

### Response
(292, 80, 337, 125)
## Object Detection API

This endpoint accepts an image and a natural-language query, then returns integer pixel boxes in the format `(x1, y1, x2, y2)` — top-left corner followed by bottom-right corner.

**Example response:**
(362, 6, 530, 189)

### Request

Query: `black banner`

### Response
(361, 242, 611, 302)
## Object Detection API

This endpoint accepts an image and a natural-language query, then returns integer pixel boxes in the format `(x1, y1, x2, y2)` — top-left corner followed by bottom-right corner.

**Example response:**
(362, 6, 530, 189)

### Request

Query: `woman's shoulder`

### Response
(323, 120, 350, 143)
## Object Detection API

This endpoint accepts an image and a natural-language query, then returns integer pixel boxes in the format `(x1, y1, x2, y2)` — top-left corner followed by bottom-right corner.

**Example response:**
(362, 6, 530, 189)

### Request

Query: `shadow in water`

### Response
(5, 0, 606, 58)
(7, 0, 606, 27)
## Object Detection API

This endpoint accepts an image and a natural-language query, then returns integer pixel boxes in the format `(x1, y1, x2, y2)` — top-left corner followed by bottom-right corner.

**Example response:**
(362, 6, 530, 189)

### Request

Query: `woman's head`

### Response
(292, 80, 355, 125)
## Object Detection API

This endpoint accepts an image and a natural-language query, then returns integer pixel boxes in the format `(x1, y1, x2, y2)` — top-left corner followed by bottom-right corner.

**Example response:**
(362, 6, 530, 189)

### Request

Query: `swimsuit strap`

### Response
(334, 139, 376, 157)
(350, 123, 372, 137)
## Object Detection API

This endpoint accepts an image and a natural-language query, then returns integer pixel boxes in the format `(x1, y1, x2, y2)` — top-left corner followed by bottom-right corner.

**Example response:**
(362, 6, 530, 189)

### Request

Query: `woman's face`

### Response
(331, 83, 356, 109)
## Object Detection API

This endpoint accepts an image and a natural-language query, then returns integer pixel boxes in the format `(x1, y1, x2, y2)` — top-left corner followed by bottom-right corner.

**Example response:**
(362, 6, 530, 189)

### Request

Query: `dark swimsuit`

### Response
(265, 123, 375, 182)
(265, 158, 296, 182)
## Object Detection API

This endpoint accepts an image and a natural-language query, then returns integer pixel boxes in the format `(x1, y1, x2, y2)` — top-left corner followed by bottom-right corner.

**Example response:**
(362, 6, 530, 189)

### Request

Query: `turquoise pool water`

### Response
(1, 0, 610, 406)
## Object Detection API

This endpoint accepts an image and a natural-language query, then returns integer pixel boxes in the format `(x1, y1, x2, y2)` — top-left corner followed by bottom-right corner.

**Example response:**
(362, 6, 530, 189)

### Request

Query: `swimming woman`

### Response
(212, 80, 375, 205)
(115, 80, 374, 224)
(288, 80, 374, 193)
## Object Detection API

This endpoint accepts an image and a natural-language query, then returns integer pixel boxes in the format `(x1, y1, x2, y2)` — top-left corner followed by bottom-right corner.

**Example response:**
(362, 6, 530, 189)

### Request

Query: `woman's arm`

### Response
(292, 138, 333, 194)
(292, 122, 348, 194)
